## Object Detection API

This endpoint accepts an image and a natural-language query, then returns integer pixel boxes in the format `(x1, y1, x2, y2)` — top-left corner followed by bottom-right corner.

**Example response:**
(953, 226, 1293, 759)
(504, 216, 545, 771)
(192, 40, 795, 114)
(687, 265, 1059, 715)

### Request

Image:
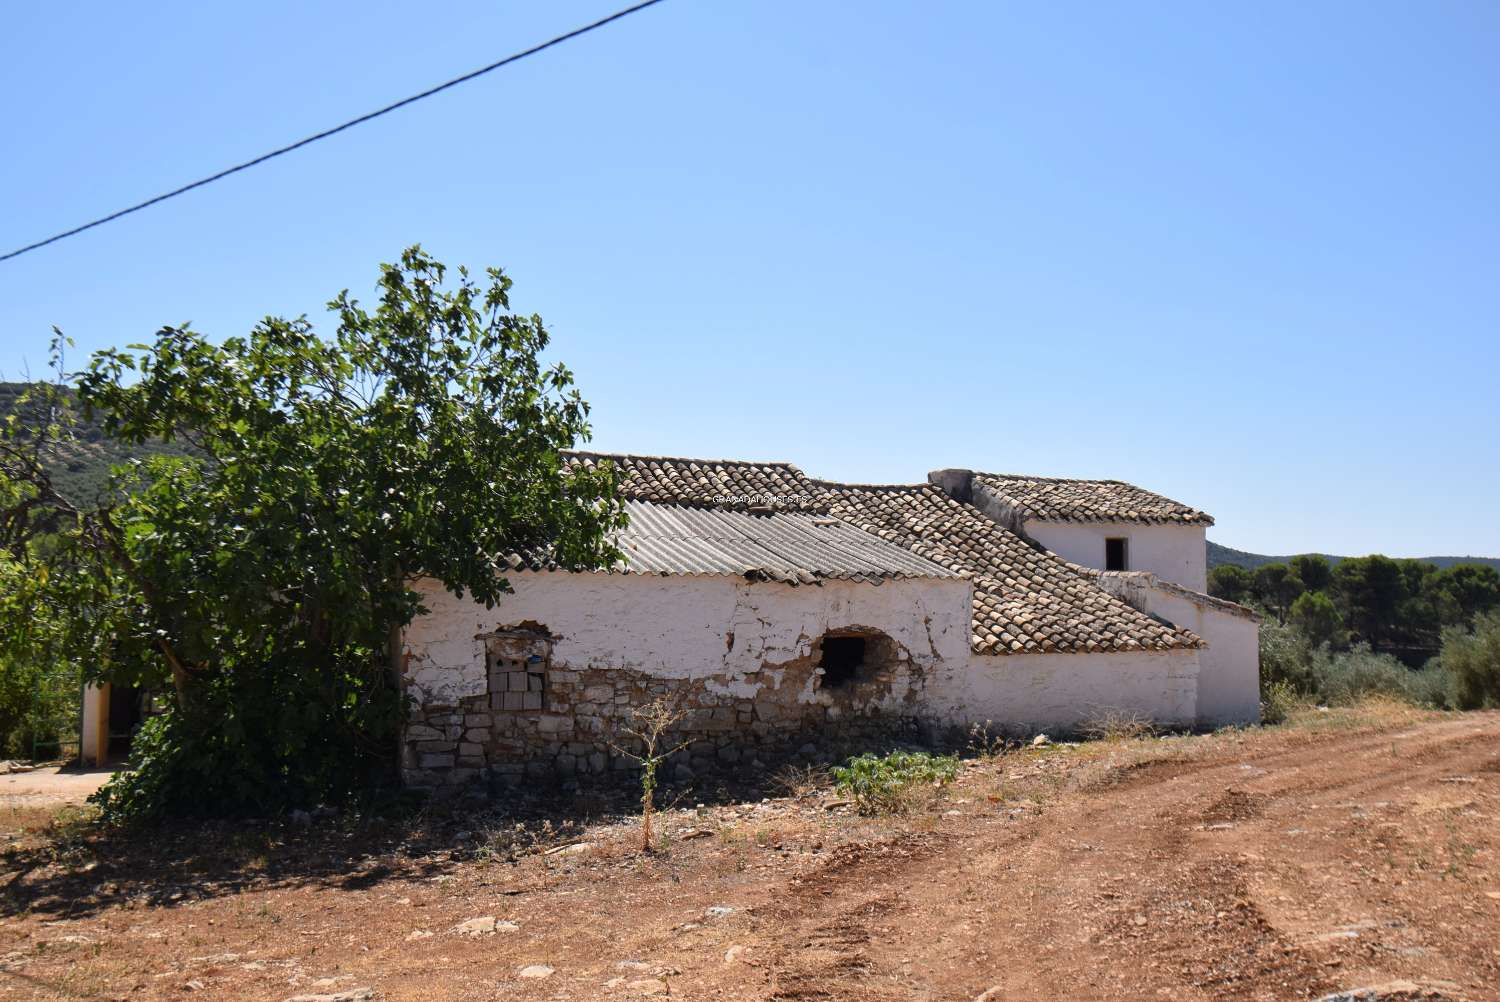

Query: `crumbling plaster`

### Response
(398, 571, 977, 787)
(403, 570, 973, 705)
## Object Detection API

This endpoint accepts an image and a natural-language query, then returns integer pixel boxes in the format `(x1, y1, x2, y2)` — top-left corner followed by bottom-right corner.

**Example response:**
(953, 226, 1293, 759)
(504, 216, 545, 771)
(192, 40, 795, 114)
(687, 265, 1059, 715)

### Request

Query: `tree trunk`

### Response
(156, 637, 192, 708)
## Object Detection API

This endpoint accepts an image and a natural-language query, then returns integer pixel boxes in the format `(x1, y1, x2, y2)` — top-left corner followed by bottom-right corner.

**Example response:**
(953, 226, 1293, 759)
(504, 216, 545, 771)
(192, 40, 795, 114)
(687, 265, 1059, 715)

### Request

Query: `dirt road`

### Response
(0, 767, 111, 810)
(2, 707, 1497, 1001)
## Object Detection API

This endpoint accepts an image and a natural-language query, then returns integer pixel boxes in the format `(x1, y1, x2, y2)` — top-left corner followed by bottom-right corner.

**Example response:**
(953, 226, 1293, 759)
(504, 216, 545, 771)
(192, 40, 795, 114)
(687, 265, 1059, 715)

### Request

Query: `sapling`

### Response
(612, 697, 689, 852)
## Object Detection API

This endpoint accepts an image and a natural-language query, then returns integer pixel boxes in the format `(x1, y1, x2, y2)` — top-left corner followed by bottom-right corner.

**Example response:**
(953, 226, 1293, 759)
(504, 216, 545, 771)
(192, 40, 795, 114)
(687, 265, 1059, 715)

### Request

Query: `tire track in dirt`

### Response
(690, 713, 1500, 1002)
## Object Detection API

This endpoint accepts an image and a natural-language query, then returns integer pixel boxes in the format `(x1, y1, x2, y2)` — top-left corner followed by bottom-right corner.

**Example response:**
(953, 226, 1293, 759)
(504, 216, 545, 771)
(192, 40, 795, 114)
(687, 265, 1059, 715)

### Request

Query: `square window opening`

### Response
(1105, 537, 1129, 572)
(818, 635, 867, 688)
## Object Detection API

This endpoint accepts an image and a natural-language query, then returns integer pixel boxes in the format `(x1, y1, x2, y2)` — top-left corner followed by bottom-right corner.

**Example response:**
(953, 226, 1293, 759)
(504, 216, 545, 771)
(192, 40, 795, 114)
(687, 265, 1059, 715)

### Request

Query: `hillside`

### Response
(1208, 538, 1500, 574)
(0, 381, 197, 502)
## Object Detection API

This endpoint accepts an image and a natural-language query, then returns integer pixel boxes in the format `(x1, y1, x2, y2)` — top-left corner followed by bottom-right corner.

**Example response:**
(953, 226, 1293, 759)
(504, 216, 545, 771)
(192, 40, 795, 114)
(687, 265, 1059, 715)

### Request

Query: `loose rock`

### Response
(453, 916, 516, 936)
(283, 990, 375, 1002)
(623, 978, 669, 996)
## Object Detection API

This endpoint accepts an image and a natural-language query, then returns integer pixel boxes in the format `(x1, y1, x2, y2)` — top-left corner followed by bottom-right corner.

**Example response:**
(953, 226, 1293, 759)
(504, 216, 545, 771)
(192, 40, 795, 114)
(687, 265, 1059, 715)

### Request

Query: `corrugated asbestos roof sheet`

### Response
(615, 500, 958, 585)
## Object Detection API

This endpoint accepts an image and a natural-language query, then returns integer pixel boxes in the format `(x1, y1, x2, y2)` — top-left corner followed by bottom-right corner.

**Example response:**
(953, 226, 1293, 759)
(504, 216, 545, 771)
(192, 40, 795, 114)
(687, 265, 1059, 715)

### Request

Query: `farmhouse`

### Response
(399, 453, 1260, 790)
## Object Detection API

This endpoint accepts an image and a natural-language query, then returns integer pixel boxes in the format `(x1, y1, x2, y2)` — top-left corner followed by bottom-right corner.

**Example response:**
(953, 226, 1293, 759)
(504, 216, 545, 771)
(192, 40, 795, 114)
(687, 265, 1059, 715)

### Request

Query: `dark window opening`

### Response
(818, 635, 867, 688)
(1105, 537, 1129, 571)
(107, 685, 144, 759)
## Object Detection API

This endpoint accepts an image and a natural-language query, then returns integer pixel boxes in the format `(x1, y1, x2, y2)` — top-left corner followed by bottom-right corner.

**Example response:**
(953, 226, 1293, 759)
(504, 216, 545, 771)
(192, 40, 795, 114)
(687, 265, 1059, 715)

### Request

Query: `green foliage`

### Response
(1258, 617, 1447, 710)
(1207, 564, 1252, 604)
(1258, 618, 1314, 695)
(1289, 554, 1332, 593)
(1252, 562, 1304, 621)
(1207, 541, 1500, 576)
(1428, 564, 1500, 628)
(1307, 644, 1443, 707)
(1288, 590, 1343, 650)
(830, 750, 959, 815)
(1436, 610, 1500, 710)
(612, 698, 687, 853)
(0, 550, 81, 759)
(0, 659, 77, 761)
(1259, 679, 1299, 725)
(2, 247, 626, 822)
(1222, 547, 1495, 665)
(1330, 555, 1406, 648)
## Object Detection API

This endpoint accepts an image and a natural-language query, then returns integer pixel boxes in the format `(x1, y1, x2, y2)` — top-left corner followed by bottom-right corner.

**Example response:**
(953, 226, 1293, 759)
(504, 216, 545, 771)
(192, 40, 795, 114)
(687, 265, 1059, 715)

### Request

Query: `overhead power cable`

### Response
(0, 0, 667, 263)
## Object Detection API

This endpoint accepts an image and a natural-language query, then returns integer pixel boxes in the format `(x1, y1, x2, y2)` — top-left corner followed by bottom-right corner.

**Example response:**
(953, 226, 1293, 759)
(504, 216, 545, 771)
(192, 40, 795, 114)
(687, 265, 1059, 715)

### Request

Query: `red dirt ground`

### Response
(1, 704, 1497, 1001)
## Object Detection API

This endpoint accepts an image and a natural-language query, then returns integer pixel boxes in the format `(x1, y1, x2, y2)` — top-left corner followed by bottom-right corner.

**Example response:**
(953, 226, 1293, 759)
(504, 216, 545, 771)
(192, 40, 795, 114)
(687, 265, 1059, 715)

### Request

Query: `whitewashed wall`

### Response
(404, 571, 974, 710)
(935, 649, 1201, 733)
(1023, 520, 1208, 592)
(404, 570, 1207, 739)
(1097, 574, 1260, 726)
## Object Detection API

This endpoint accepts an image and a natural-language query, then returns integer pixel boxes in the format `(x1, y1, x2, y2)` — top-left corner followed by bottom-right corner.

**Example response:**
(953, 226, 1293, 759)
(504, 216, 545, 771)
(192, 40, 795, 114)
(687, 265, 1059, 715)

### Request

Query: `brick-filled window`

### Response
(487, 647, 547, 711)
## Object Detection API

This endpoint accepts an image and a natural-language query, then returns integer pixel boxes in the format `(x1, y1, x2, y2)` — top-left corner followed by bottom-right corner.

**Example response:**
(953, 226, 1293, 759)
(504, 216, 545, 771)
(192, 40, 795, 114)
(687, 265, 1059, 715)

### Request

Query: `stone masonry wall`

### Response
(403, 625, 930, 790)
(399, 571, 975, 791)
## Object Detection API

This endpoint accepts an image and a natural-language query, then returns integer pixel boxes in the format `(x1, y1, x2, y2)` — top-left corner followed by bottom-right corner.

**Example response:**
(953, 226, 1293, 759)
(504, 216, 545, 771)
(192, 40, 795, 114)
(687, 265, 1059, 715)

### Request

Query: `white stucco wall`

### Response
(1097, 575, 1260, 726)
(1022, 520, 1208, 592)
(404, 571, 974, 710)
(404, 571, 1207, 736)
(931, 649, 1200, 733)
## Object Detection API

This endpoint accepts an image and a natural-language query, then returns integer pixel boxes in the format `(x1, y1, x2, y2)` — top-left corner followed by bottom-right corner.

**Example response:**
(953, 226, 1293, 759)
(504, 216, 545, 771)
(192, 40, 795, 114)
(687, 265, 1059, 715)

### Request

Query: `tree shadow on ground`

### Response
(0, 730, 946, 923)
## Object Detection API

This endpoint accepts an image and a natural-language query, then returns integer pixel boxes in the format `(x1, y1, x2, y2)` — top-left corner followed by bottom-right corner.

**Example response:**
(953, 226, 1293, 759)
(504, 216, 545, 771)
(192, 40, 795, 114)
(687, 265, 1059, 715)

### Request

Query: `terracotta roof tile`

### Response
(566, 451, 821, 512)
(817, 483, 1202, 656)
(973, 472, 1213, 526)
(558, 452, 1202, 656)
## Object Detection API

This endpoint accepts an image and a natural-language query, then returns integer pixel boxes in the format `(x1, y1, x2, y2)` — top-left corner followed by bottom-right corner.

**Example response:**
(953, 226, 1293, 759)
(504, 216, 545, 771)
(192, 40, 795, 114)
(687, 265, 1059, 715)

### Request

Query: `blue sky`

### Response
(2, 1, 1496, 558)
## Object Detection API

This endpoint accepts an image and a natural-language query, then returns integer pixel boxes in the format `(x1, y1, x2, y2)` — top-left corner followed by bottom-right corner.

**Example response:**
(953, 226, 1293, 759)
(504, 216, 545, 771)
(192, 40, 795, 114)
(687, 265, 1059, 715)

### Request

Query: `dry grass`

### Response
(769, 763, 829, 800)
(1080, 708, 1159, 743)
(1277, 693, 1442, 736)
(965, 720, 1013, 758)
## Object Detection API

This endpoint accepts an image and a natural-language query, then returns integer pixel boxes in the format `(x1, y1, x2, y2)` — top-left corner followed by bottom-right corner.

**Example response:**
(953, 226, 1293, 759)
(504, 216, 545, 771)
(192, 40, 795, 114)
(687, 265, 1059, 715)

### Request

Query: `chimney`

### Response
(927, 468, 973, 503)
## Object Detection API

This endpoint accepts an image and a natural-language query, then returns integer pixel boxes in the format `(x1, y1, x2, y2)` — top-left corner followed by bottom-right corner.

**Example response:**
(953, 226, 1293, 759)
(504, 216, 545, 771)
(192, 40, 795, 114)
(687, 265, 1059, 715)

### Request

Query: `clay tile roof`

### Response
(973, 472, 1214, 526)
(557, 452, 1203, 656)
(815, 482, 1203, 656)
(565, 451, 822, 512)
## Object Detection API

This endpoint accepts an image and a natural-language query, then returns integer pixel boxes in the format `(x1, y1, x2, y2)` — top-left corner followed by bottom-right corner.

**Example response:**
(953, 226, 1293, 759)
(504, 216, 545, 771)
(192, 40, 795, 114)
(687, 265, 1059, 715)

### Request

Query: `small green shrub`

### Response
(830, 750, 959, 815)
(1437, 610, 1500, 710)
(1310, 644, 1441, 707)
(1258, 619, 1314, 694)
(1259, 679, 1300, 725)
(1402, 664, 1453, 709)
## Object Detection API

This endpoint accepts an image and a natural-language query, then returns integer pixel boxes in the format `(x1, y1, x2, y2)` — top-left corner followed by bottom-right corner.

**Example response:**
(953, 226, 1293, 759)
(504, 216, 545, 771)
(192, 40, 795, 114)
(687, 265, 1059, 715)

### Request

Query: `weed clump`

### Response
(830, 750, 959, 815)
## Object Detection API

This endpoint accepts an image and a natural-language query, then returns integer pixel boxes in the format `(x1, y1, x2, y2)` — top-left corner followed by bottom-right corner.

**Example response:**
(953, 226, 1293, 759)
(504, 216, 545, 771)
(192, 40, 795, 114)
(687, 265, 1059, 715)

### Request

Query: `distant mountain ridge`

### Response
(0, 381, 197, 502)
(1208, 540, 1500, 574)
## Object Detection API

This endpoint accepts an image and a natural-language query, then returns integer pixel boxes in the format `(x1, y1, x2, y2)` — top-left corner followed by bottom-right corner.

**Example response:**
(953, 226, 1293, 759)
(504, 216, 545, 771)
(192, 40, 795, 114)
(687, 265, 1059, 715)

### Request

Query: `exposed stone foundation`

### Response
(401, 624, 929, 791)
